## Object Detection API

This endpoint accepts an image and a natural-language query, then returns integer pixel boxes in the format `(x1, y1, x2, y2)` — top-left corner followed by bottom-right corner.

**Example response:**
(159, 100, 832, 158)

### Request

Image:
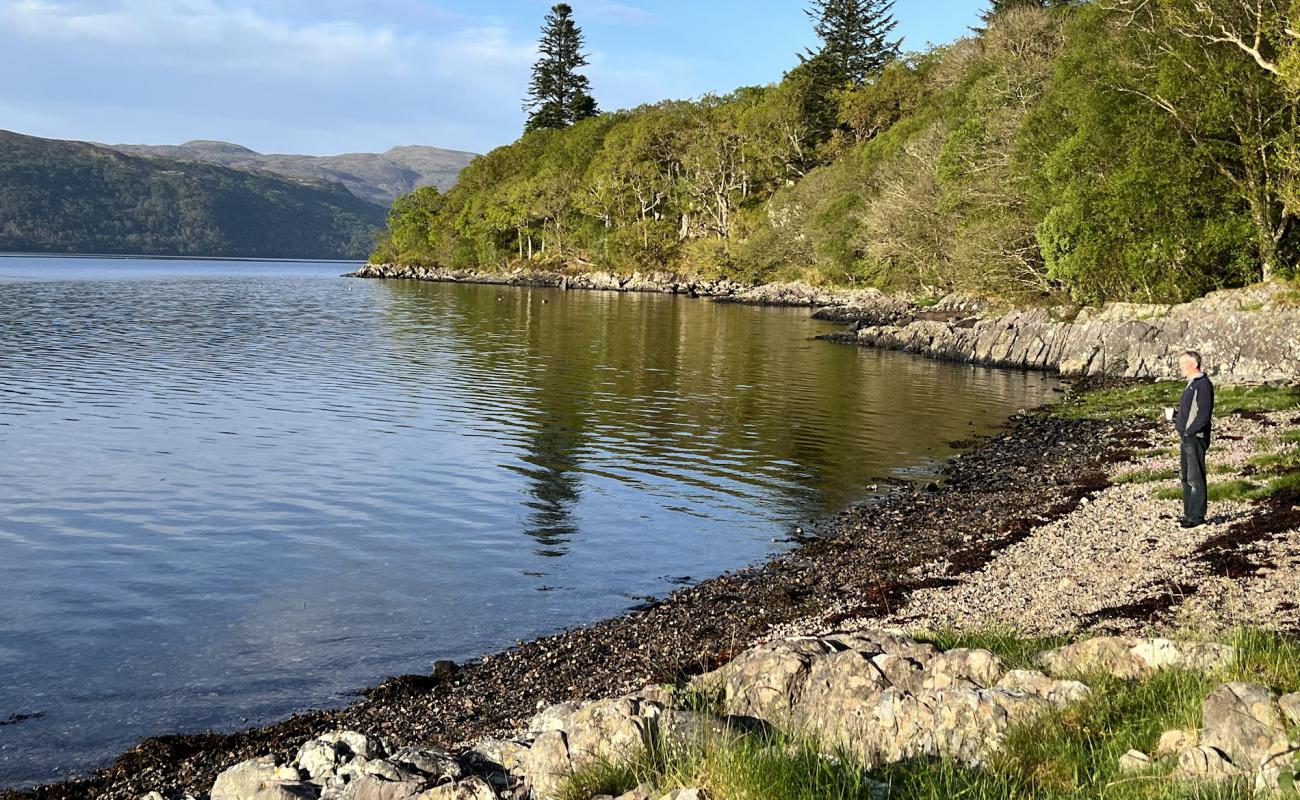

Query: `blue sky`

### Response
(0, 0, 987, 155)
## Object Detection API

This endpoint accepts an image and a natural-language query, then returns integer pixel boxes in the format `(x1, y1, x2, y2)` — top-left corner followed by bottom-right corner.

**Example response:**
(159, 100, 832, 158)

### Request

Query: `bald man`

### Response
(1165, 351, 1215, 528)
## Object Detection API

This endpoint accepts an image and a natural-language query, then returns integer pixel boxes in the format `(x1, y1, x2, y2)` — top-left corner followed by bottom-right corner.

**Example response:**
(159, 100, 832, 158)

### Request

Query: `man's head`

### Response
(1179, 350, 1203, 379)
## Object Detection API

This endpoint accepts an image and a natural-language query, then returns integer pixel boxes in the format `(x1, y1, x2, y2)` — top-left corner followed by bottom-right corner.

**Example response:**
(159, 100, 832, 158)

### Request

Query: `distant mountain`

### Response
(107, 140, 480, 206)
(0, 130, 387, 259)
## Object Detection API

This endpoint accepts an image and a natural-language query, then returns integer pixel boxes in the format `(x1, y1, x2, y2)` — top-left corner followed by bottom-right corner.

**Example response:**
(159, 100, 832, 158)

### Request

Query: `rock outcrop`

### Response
(202, 633, 1299, 800)
(831, 282, 1300, 383)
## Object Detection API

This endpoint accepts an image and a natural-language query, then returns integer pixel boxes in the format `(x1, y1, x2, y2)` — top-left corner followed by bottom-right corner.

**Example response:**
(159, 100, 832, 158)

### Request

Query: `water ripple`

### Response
(0, 256, 1056, 787)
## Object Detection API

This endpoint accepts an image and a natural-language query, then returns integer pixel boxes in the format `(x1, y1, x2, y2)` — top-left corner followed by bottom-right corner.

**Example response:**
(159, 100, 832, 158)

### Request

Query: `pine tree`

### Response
(523, 4, 599, 133)
(800, 0, 902, 87)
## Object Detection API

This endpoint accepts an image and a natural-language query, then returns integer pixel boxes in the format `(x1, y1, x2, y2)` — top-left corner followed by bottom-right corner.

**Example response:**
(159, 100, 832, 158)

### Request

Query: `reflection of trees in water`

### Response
(373, 280, 1057, 553)
(513, 417, 583, 556)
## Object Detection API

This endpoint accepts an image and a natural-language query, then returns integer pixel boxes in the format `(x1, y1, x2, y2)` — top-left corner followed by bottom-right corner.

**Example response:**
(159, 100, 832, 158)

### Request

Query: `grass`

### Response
(1054, 382, 1300, 421)
(1152, 479, 1260, 503)
(560, 630, 1300, 800)
(1134, 447, 1178, 458)
(1114, 467, 1179, 485)
(912, 628, 1068, 670)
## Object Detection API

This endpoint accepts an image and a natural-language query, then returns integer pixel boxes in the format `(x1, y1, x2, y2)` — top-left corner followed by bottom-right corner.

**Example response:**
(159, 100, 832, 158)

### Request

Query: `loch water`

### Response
(0, 257, 1057, 786)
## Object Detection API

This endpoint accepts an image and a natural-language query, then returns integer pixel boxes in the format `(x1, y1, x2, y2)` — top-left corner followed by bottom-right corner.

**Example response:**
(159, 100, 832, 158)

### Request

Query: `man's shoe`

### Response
(1179, 519, 1205, 529)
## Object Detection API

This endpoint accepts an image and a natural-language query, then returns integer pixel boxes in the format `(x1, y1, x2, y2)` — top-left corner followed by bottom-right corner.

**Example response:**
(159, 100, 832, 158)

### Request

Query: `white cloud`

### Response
(0, 0, 534, 80)
(0, 0, 715, 153)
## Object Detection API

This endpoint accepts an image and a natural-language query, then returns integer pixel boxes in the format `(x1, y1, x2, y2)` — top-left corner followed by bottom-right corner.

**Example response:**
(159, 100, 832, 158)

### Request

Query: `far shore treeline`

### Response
(374, 0, 1300, 305)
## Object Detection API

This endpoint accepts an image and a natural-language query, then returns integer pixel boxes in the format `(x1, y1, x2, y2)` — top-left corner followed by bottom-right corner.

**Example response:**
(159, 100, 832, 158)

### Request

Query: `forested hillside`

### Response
(376, 0, 1300, 303)
(0, 131, 387, 259)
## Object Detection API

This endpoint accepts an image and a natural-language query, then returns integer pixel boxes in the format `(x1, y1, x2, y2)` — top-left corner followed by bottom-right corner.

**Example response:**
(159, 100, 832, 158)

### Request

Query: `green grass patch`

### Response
(1281, 428, 1300, 444)
(560, 728, 890, 800)
(1055, 382, 1300, 421)
(1152, 479, 1260, 502)
(1226, 629, 1300, 691)
(1133, 447, 1177, 458)
(1114, 467, 1179, 485)
(914, 296, 941, 308)
(912, 629, 1069, 670)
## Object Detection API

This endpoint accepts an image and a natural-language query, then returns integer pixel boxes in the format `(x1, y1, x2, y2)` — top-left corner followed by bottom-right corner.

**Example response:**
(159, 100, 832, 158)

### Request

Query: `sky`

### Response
(0, 0, 988, 156)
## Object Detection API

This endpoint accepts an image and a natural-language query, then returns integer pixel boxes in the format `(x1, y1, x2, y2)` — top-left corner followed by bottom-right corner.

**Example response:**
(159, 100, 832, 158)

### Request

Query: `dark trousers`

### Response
(1180, 434, 1208, 523)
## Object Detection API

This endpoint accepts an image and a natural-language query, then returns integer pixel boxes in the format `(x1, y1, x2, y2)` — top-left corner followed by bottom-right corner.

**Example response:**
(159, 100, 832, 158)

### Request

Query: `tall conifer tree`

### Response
(800, 0, 902, 87)
(523, 4, 599, 133)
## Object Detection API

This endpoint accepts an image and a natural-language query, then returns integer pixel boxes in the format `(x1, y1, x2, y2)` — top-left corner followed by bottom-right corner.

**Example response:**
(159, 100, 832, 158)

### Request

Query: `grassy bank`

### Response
(560, 630, 1300, 800)
(1055, 381, 1300, 502)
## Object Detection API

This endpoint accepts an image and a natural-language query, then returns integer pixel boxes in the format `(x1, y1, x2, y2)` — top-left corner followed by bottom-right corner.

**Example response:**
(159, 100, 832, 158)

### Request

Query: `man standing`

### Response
(1166, 351, 1215, 528)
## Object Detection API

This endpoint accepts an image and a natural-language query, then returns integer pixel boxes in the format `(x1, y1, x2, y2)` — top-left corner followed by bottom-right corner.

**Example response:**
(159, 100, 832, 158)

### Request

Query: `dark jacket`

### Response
(1174, 373, 1214, 446)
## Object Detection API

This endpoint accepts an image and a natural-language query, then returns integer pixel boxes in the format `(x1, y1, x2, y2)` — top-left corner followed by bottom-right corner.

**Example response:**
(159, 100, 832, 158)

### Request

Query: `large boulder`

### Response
(1037, 637, 1234, 680)
(212, 756, 306, 800)
(690, 638, 837, 719)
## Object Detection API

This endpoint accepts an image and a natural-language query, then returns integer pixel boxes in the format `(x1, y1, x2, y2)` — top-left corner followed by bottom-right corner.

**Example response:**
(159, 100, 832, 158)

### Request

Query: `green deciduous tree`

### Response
(523, 3, 599, 133)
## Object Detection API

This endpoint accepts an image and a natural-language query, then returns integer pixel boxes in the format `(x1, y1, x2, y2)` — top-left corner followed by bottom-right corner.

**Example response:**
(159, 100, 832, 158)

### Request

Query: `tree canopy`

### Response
(379, 1, 1299, 304)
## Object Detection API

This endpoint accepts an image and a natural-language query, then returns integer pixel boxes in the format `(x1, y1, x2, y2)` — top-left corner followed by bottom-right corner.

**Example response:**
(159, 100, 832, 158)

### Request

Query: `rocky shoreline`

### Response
(6, 393, 1155, 800)
(351, 264, 1300, 384)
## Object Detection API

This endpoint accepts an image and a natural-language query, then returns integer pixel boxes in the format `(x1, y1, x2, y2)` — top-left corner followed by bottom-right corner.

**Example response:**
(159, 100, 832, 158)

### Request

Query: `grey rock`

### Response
(250, 783, 320, 800)
(613, 783, 656, 800)
(1156, 729, 1198, 758)
(519, 730, 570, 800)
(1174, 745, 1236, 780)
(344, 776, 428, 800)
(389, 747, 463, 782)
(1201, 683, 1290, 772)
(994, 670, 1091, 707)
(1279, 692, 1300, 728)
(689, 637, 836, 719)
(1118, 750, 1153, 773)
(920, 648, 1004, 690)
(212, 756, 301, 800)
(845, 281, 1300, 383)
(1037, 637, 1232, 680)
(413, 776, 496, 800)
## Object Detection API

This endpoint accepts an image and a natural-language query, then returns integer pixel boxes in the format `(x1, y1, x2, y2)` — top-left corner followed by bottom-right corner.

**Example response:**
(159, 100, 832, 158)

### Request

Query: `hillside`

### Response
(375, 1, 1299, 305)
(107, 140, 479, 206)
(0, 130, 388, 259)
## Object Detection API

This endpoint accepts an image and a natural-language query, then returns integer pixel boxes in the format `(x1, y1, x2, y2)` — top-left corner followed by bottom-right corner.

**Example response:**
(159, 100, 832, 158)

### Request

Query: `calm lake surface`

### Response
(0, 257, 1056, 787)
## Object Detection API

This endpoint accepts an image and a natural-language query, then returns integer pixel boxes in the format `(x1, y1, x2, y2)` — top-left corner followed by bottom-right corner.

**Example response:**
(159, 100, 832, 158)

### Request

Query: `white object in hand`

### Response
(1164, 407, 1176, 422)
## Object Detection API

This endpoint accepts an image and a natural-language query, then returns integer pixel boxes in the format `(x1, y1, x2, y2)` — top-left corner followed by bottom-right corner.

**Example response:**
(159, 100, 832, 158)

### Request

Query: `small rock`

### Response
(1280, 692, 1300, 727)
(1174, 745, 1236, 780)
(251, 782, 319, 800)
(657, 790, 707, 800)
(431, 660, 458, 680)
(1118, 749, 1152, 773)
(414, 776, 495, 800)
(1155, 729, 1198, 758)
(995, 669, 1091, 706)
(614, 782, 656, 800)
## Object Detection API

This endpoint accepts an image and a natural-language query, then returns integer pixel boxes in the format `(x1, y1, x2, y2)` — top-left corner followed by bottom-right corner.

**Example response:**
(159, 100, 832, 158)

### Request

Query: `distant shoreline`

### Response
(0, 252, 364, 264)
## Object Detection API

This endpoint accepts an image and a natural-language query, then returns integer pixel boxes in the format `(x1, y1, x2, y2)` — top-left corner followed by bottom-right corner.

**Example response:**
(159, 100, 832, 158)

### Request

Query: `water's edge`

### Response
(350, 264, 1300, 384)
